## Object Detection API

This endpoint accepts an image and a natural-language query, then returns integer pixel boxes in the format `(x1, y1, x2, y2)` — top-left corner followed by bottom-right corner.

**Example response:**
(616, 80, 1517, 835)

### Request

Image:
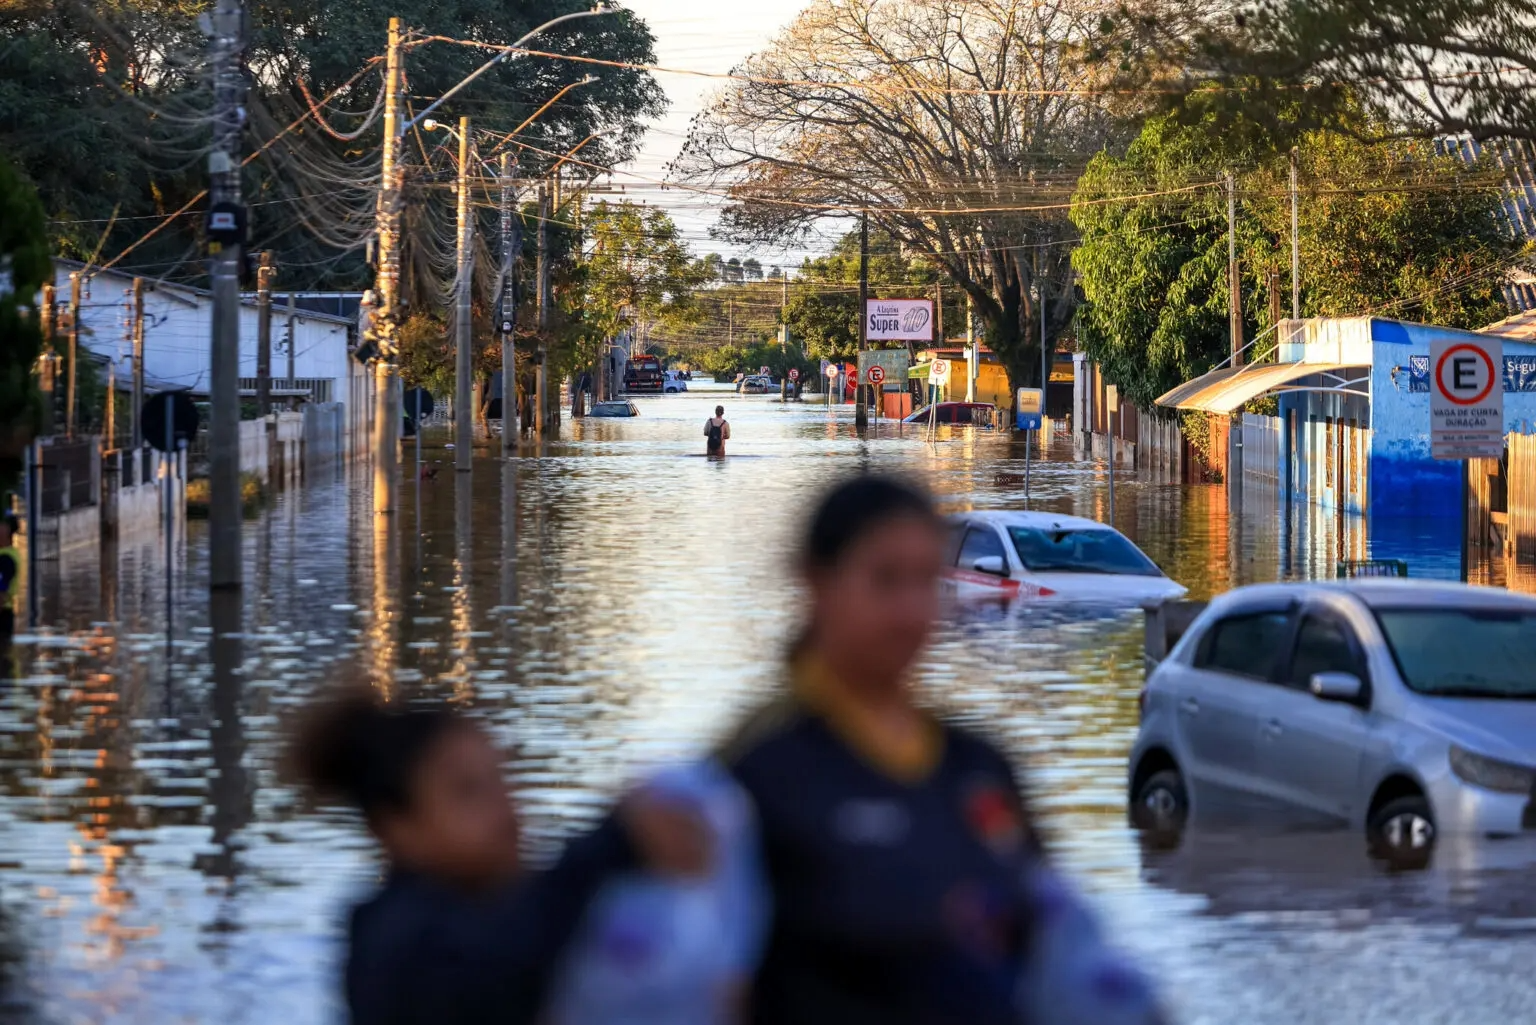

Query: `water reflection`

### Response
(1, 389, 1531, 1024)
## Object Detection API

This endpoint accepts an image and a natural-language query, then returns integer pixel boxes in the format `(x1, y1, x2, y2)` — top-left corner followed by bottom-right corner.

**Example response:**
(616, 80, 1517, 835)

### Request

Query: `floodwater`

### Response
(3, 386, 1533, 1024)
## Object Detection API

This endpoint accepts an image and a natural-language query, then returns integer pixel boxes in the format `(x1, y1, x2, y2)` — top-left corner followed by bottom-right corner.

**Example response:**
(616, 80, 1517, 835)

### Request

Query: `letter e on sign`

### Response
(1430, 335, 1503, 460)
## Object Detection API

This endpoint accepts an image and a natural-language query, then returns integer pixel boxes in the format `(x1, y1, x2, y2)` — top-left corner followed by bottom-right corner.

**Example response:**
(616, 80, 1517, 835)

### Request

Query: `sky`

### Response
(614, 0, 814, 266)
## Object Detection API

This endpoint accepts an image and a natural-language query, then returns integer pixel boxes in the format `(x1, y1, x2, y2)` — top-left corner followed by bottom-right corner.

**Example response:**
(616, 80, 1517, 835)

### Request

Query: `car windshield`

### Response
(1007, 527, 1163, 577)
(1375, 607, 1536, 699)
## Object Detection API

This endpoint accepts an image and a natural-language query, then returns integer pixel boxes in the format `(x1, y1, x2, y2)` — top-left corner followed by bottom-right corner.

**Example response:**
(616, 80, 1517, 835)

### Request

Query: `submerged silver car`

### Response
(1129, 580, 1536, 865)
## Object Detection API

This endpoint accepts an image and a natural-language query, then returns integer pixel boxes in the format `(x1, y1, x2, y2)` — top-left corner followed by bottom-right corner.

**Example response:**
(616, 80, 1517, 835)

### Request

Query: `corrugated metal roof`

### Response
(1441, 137, 1536, 314)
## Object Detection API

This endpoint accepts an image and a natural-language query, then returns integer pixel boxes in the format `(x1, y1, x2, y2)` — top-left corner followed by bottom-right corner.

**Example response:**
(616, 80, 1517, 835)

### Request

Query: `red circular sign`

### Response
(866, 364, 886, 385)
(1434, 344, 1497, 406)
(825, 364, 841, 379)
(788, 368, 800, 380)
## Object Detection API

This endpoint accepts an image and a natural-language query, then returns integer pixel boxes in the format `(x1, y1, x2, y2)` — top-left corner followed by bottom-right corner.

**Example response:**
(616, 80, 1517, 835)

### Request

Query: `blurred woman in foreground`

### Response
(721, 474, 1163, 1025)
(720, 475, 1037, 1025)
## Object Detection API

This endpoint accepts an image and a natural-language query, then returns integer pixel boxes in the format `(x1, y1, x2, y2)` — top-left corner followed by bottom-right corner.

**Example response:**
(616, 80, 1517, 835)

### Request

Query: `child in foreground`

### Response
(292, 690, 710, 1025)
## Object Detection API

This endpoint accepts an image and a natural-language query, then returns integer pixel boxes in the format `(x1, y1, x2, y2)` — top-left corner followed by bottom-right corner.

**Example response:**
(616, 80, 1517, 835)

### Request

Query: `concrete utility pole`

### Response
(285, 292, 296, 406)
(455, 117, 474, 472)
(1290, 147, 1301, 321)
(256, 251, 274, 420)
(1227, 171, 1244, 367)
(499, 150, 520, 452)
(66, 271, 80, 437)
(131, 278, 144, 448)
(39, 283, 56, 432)
(207, 0, 247, 591)
(856, 210, 869, 429)
(535, 183, 550, 439)
(371, 16, 406, 514)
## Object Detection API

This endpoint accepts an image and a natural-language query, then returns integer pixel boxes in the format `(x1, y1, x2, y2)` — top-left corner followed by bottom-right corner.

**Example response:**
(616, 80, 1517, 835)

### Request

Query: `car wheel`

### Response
(1367, 795, 1435, 869)
(1131, 768, 1188, 843)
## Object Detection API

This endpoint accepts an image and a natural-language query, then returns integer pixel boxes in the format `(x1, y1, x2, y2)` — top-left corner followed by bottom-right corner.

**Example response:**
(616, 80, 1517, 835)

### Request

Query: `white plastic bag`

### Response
(547, 760, 769, 1025)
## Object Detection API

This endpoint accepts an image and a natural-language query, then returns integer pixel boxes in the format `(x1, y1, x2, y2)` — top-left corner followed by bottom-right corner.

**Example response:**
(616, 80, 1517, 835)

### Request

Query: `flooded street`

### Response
(4, 386, 1533, 1025)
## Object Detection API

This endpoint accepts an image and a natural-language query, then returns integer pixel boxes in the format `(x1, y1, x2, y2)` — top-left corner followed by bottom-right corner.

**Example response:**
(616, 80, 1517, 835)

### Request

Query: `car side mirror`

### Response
(1310, 672, 1363, 703)
(972, 555, 1008, 577)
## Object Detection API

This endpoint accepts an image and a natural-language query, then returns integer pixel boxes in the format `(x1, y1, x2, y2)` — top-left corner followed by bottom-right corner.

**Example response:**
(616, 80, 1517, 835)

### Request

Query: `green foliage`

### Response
(1, 0, 665, 290)
(580, 201, 705, 343)
(1070, 100, 1524, 413)
(0, 156, 50, 489)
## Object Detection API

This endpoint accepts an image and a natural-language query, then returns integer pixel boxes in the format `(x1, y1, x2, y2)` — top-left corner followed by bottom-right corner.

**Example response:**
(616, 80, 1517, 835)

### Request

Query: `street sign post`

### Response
(1015, 387, 1043, 431)
(1430, 336, 1504, 460)
(1430, 334, 1504, 582)
(866, 364, 886, 386)
(931, 359, 950, 383)
(788, 368, 799, 381)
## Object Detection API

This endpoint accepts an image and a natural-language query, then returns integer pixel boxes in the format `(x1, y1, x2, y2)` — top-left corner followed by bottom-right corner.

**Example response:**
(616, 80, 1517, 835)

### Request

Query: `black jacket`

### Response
(723, 698, 1036, 1025)
(345, 817, 634, 1025)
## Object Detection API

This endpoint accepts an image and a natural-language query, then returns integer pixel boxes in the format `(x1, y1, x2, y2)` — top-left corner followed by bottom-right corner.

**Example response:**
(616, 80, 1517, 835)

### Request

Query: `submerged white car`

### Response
(944, 511, 1187, 604)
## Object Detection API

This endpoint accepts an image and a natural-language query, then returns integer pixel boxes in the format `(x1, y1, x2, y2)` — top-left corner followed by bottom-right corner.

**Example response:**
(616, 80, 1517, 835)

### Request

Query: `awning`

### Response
(1155, 361, 1366, 413)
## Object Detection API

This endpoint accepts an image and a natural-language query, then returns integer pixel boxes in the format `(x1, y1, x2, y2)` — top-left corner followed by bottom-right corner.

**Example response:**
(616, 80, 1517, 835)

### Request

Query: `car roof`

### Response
(1214, 579, 1536, 612)
(949, 510, 1116, 532)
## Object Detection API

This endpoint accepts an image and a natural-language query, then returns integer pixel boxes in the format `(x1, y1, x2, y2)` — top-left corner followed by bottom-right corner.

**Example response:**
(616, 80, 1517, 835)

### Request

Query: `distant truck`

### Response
(624, 354, 664, 394)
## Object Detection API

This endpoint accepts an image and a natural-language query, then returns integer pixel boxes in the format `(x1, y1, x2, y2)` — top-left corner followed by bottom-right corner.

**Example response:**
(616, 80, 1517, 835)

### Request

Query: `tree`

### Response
(0, 0, 665, 289)
(580, 201, 706, 358)
(677, 0, 1124, 390)
(779, 225, 940, 360)
(741, 257, 764, 282)
(0, 157, 51, 491)
(1169, 1, 1536, 144)
(1070, 101, 1525, 413)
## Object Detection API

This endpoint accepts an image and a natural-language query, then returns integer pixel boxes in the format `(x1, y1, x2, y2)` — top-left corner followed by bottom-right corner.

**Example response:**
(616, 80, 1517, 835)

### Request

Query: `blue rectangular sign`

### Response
(1408, 354, 1536, 393)
(1016, 412, 1043, 431)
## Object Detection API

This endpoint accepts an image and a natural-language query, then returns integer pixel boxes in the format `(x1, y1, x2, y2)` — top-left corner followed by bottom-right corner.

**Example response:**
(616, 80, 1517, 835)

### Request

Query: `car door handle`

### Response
(1180, 698, 1200, 716)
(1262, 718, 1283, 739)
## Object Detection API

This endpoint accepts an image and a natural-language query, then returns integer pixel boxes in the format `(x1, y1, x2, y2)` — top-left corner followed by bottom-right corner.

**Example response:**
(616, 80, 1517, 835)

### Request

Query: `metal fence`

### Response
(37, 439, 96, 514)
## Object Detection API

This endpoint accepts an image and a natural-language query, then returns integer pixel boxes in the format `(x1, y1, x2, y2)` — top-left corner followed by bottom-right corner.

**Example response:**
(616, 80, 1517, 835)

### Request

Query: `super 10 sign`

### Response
(866, 299, 933, 342)
(1430, 336, 1504, 460)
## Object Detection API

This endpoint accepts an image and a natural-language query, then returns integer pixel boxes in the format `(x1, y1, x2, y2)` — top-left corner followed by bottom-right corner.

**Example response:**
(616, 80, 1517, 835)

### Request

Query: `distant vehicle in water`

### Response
(624, 354, 665, 394)
(663, 370, 689, 393)
(945, 511, 1186, 605)
(1129, 580, 1536, 868)
(740, 375, 775, 394)
(589, 401, 640, 418)
(904, 401, 997, 426)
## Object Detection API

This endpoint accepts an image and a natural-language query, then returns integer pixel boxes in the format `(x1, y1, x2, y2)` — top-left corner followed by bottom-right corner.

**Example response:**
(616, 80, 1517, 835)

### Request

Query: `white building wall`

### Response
(55, 265, 353, 395)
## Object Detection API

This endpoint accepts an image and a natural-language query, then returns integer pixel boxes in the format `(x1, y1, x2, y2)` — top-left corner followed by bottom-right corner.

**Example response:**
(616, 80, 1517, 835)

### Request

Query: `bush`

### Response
(185, 472, 268, 519)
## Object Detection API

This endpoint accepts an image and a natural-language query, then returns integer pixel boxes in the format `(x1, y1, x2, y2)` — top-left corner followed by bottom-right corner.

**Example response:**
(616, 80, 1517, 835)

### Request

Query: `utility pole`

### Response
(1227, 171, 1243, 367)
(131, 278, 144, 448)
(499, 150, 520, 452)
(285, 292, 296, 407)
(535, 183, 551, 439)
(256, 251, 274, 420)
(39, 283, 56, 433)
(856, 210, 869, 429)
(371, 16, 406, 514)
(935, 281, 944, 344)
(207, 0, 247, 591)
(455, 116, 473, 472)
(1037, 252, 1049, 392)
(1290, 147, 1301, 321)
(66, 271, 80, 437)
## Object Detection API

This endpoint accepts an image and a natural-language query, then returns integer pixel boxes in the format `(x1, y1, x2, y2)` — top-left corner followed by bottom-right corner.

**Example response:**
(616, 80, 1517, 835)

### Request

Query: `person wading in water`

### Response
(705, 406, 731, 458)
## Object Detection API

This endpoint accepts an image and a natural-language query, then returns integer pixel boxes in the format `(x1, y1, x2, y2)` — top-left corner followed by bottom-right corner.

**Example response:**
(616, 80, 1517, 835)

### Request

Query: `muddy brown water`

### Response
(3, 386, 1532, 1024)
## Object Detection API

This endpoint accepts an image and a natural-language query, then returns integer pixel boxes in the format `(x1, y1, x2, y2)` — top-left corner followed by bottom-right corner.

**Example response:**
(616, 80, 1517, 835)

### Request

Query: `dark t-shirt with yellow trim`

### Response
(720, 667, 1036, 1025)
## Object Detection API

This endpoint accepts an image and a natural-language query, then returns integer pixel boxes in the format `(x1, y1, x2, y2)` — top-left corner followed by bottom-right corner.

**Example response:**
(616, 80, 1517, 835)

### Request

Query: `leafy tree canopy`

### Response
(0, 156, 51, 487)
(1070, 98, 1527, 412)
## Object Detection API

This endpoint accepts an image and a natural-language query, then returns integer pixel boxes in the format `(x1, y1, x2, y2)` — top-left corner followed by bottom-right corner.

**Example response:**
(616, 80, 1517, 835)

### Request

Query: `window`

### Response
(1288, 615, 1366, 691)
(936, 405, 959, 424)
(1008, 527, 1163, 578)
(1376, 607, 1536, 699)
(957, 528, 1008, 573)
(1196, 611, 1294, 681)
